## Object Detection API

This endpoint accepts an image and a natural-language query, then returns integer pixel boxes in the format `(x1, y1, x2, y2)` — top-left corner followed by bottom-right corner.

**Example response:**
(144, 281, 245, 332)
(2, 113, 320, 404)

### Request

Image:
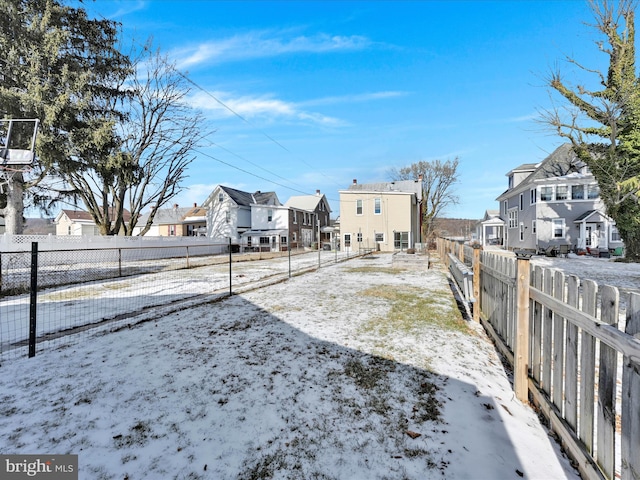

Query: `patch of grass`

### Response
(40, 282, 132, 301)
(359, 285, 468, 335)
(240, 449, 288, 480)
(344, 266, 405, 275)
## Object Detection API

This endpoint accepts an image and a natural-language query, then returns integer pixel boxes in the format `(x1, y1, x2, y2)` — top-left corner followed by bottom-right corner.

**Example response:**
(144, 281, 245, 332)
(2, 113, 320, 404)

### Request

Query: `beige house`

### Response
(55, 208, 132, 236)
(133, 204, 207, 236)
(338, 178, 423, 252)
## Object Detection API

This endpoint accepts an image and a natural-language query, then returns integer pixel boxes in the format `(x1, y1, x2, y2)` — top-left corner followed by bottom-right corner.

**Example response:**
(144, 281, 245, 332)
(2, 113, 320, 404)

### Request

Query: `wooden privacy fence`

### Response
(437, 237, 640, 480)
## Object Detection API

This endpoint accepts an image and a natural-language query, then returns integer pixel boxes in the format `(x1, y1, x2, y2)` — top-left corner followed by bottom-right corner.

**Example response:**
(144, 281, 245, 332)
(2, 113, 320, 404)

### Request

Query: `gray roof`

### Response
(220, 186, 280, 206)
(344, 179, 423, 200)
(497, 144, 585, 199)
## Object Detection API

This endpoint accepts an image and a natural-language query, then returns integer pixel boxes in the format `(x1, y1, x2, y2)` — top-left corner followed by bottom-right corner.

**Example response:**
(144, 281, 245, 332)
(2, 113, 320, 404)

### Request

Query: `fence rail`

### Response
(437, 237, 640, 480)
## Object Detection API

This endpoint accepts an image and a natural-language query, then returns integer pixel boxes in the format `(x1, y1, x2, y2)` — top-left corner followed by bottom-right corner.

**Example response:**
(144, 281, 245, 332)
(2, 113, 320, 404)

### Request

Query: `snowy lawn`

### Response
(0, 253, 579, 479)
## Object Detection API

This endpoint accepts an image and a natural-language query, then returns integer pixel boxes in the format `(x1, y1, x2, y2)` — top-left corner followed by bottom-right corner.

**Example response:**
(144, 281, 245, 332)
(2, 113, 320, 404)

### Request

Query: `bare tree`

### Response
(61, 47, 210, 235)
(389, 158, 460, 246)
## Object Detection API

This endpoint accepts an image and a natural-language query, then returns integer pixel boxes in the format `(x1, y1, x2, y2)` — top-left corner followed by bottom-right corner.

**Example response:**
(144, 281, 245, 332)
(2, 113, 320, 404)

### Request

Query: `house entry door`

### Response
(344, 233, 352, 252)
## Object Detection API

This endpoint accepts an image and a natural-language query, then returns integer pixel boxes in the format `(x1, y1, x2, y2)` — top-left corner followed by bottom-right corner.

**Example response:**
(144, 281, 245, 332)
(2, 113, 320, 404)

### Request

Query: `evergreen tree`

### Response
(0, 0, 130, 234)
(545, 0, 640, 261)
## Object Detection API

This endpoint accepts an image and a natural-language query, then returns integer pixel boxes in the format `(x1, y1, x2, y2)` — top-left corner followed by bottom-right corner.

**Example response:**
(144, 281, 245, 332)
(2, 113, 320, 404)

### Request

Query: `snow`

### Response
(0, 252, 582, 479)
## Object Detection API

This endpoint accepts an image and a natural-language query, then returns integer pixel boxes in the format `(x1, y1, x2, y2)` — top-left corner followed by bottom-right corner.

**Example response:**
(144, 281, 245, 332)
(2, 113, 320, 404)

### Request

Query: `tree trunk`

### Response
(3, 173, 25, 235)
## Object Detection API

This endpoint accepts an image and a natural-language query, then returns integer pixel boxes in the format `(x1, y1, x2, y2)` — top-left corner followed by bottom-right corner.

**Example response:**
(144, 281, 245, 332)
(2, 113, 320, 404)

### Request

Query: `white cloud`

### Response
(187, 91, 344, 126)
(174, 30, 371, 69)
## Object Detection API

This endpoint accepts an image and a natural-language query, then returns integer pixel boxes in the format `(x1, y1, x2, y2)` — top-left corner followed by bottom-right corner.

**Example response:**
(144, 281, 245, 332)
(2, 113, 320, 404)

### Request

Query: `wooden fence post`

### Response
(472, 244, 481, 323)
(622, 292, 640, 480)
(514, 251, 532, 403)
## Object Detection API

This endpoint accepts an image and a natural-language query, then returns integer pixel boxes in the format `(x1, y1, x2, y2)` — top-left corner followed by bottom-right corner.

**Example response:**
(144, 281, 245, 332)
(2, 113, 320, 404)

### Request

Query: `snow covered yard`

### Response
(0, 253, 579, 479)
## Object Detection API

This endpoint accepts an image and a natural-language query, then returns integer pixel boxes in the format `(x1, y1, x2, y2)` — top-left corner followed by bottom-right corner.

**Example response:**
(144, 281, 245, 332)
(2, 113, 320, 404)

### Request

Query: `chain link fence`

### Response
(0, 242, 355, 361)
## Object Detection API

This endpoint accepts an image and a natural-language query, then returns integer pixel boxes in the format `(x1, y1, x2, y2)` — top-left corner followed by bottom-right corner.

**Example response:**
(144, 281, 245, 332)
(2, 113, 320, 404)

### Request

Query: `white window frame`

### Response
(519, 222, 524, 241)
(503, 200, 507, 215)
(571, 184, 584, 200)
(519, 193, 524, 211)
(530, 188, 537, 204)
(552, 218, 566, 239)
(587, 184, 600, 199)
(555, 185, 568, 201)
(357, 232, 363, 242)
(293, 211, 297, 224)
(356, 199, 363, 216)
(611, 225, 621, 242)
(374, 197, 381, 215)
(268, 209, 273, 222)
(532, 220, 537, 235)
(375, 232, 384, 243)
(508, 209, 518, 229)
(540, 186, 553, 201)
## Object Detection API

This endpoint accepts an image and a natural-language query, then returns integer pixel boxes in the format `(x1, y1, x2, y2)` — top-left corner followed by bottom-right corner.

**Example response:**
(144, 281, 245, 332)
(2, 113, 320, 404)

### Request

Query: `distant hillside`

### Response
(432, 217, 478, 239)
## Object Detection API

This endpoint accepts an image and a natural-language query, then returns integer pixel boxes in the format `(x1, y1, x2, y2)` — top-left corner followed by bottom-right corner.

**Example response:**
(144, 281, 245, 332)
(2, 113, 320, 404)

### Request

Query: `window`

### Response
(375, 232, 384, 243)
(530, 188, 537, 204)
(356, 199, 363, 215)
(532, 220, 537, 235)
(259, 236, 270, 245)
(519, 223, 524, 241)
(357, 233, 363, 242)
(555, 185, 568, 201)
(344, 234, 351, 248)
(571, 185, 584, 200)
(374, 198, 381, 214)
(394, 231, 409, 249)
(587, 184, 600, 199)
(67, 225, 71, 235)
(293, 211, 297, 224)
(540, 186, 553, 201)
(225, 211, 230, 223)
(552, 219, 565, 238)
(169, 225, 176, 236)
(508, 210, 518, 228)
(519, 194, 524, 211)
(267, 209, 273, 222)
(247, 236, 252, 247)
(503, 200, 507, 215)
(292, 232, 297, 242)
(281, 236, 287, 244)
(611, 225, 621, 242)
(508, 175, 514, 189)
(218, 193, 224, 202)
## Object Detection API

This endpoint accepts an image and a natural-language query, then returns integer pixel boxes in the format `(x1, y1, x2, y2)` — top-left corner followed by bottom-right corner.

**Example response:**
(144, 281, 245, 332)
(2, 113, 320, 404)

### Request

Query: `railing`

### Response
(436, 237, 640, 480)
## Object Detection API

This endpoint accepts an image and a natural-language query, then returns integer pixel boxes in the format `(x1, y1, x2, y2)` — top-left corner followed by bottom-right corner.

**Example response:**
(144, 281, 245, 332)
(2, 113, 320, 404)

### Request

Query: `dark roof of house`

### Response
(497, 144, 585, 200)
(220, 186, 279, 206)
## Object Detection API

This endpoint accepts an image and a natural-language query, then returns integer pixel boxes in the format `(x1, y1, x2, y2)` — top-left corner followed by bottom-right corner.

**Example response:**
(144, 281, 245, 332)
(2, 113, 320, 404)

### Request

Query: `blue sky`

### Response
(78, 0, 606, 219)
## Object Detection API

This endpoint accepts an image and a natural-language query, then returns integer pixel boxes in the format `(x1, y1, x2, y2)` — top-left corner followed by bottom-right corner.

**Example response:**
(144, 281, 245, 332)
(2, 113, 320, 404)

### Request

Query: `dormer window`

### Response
(508, 175, 514, 189)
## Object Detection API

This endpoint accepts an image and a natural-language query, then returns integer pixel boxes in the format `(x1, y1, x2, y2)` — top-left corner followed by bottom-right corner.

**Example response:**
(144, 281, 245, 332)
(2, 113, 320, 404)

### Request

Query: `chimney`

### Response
(173, 203, 178, 210)
(353, 179, 357, 185)
(418, 174, 423, 181)
(316, 189, 320, 195)
(193, 202, 197, 208)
